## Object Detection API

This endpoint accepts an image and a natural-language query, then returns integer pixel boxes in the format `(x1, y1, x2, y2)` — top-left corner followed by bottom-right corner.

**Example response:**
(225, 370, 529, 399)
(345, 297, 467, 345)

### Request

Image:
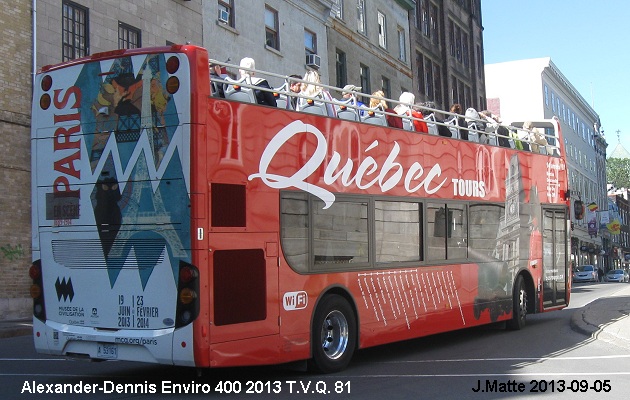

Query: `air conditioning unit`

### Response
(218, 9, 230, 24)
(305, 53, 321, 69)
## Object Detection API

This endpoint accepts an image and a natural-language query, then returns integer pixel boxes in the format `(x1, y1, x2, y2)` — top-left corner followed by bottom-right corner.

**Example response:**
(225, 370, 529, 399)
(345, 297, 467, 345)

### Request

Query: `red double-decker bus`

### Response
(30, 45, 570, 373)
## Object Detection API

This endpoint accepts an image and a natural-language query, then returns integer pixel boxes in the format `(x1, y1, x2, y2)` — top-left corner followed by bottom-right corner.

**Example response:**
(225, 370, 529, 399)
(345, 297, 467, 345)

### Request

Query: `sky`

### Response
(480, 0, 630, 156)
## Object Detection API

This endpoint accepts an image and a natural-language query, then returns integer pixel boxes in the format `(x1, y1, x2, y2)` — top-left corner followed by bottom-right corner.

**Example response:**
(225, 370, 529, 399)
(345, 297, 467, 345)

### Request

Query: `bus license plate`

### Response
(97, 343, 118, 359)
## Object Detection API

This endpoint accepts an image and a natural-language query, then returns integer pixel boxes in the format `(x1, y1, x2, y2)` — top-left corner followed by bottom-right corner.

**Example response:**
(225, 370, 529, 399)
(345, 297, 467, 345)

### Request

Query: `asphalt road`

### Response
(1, 282, 629, 399)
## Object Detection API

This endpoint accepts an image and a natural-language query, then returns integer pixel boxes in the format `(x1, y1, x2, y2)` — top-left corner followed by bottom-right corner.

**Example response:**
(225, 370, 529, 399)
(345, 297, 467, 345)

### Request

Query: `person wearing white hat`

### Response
(238, 57, 277, 107)
(340, 84, 365, 115)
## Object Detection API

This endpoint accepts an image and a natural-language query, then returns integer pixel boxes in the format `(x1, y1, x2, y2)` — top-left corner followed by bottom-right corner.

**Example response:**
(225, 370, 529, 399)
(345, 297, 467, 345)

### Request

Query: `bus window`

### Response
(375, 200, 422, 263)
(447, 204, 468, 259)
(313, 197, 369, 268)
(281, 191, 309, 272)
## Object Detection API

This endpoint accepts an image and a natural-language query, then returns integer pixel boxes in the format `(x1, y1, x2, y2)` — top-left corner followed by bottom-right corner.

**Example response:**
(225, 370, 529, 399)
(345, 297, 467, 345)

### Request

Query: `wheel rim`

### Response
(319, 310, 349, 360)
(517, 288, 527, 322)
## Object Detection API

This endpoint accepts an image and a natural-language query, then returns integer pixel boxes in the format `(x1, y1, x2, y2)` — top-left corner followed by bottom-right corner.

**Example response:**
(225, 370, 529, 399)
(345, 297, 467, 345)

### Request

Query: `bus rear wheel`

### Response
(507, 275, 527, 330)
(309, 294, 356, 373)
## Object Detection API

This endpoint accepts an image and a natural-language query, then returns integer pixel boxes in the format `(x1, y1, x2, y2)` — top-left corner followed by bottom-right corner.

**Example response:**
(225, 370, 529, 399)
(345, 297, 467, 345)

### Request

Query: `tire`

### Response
(507, 275, 527, 330)
(309, 294, 356, 373)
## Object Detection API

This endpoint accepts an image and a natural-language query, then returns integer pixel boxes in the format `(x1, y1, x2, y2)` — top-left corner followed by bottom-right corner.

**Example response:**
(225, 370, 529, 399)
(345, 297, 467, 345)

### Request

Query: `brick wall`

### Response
(0, 0, 204, 320)
(0, 2, 33, 319)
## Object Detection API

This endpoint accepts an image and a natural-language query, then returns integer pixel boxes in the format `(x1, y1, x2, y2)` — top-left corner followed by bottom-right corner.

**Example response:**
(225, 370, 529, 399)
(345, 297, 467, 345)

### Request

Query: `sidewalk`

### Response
(569, 283, 630, 350)
(0, 318, 32, 339)
(2, 286, 630, 348)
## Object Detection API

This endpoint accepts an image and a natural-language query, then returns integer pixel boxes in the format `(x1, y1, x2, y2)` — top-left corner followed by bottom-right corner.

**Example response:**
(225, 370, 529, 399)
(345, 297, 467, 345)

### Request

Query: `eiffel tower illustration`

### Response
(108, 64, 187, 261)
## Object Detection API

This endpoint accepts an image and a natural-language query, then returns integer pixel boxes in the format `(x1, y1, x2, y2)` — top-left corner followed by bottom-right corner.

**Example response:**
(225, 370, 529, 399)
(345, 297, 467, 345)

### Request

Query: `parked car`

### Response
(572, 264, 598, 283)
(604, 269, 630, 283)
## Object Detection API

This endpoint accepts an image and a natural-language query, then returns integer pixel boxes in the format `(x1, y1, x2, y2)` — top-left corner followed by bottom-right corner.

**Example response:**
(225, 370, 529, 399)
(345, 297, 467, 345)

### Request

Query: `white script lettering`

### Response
(249, 121, 448, 208)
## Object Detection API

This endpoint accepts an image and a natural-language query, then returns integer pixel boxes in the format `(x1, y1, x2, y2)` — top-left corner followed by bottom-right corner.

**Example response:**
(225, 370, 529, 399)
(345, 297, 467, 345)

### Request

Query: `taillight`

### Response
(40, 93, 51, 110)
(166, 76, 180, 94)
(29, 264, 41, 280)
(41, 75, 53, 91)
(179, 265, 198, 284)
(30, 284, 41, 299)
(175, 261, 199, 328)
(166, 56, 180, 74)
(179, 288, 197, 305)
(29, 260, 46, 321)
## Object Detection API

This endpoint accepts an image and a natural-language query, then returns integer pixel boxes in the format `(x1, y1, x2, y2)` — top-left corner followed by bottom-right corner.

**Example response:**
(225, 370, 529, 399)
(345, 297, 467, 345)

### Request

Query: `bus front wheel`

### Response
(309, 294, 356, 373)
(507, 275, 527, 330)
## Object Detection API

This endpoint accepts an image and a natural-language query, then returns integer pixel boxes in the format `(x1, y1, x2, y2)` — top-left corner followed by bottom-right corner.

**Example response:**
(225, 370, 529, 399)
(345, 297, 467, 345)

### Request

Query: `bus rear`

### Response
(30, 46, 205, 366)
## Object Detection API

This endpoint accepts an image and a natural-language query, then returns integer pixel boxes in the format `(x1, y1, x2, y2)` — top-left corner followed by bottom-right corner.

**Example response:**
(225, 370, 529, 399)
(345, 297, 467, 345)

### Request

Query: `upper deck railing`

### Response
(209, 59, 561, 157)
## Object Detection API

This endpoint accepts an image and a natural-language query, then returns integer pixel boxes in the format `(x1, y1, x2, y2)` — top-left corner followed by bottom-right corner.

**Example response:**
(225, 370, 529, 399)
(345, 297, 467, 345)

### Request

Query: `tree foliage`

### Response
(606, 157, 630, 189)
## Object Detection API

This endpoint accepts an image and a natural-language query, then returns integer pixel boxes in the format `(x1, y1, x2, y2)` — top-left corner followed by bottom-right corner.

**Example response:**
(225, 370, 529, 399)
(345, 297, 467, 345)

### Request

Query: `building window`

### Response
(218, 0, 235, 27)
(420, 0, 430, 36)
(398, 27, 406, 62)
(544, 85, 549, 107)
(462, 32, 469, 68)
(360, 64, 371, 103)
(418, 0, 438, 45)
(335, 49, 347, 88)
(382, 76, 391, 100)
(449, 22, 455, 57)
(357, 0, 366, 34)
(331, 0, 343, 19)
(476, 44, 483, 77)
(429, 2, 438, 45)
(417, 53, 425, 97)
(418, 54, 442, 106)
(377, 11, 387, 48)
(62, 1, 89, 61)
(451, 75, 471, 107)
(265, 5, 279, 50)
(450, 20, 470, 68)
(455, 25, 462, 63)
(425, 59, 434, 100)
(118, 22, 141, 49)
(304, 29, 317, 56)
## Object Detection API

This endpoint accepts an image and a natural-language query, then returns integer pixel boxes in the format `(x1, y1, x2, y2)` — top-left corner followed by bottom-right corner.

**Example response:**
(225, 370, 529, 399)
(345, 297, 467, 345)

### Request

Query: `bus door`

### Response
(541, 208, 568, 308)
(208, 232, 279, 343)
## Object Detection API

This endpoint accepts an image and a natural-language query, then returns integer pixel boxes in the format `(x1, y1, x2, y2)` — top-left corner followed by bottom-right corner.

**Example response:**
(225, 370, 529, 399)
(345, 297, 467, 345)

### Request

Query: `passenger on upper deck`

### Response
(394, 92, 428, 133)
(441, 103, 466, 139)
(340, 84, 366, 115)
(297, 70, 336, 117)
(209, 60, 228, 98)
(238, 57, 277, 107)
(523, 121, 549, 154)
(480, 111, 511, 148)
(369, 90, 402, 129)
(287, 74, 302, 110)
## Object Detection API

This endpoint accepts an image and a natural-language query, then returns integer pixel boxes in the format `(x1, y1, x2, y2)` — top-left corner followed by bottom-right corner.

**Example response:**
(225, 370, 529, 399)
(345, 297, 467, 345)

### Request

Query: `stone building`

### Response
(485, 58, 609, 269)
(326, 0, 415, 102)
(204, 0, 333, 89)
(410, 0, 485, 112)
